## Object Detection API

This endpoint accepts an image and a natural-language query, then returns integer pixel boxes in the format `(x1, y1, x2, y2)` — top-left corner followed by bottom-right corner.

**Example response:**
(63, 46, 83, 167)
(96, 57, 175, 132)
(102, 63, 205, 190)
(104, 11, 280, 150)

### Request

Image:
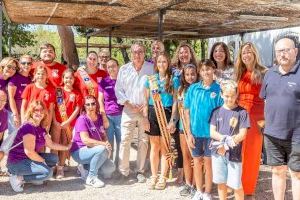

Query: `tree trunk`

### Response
(116, 37, 129, 63)
(57, 26, 79, 70)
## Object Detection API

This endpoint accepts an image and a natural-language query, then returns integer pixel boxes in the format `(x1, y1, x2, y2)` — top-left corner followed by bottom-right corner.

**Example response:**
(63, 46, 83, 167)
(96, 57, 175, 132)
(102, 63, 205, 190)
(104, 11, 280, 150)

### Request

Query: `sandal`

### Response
(155, 176, 167, 190)
(0, 167, 9, 176)
(56, 166, 64, 179)
(148, 176, 158, 190)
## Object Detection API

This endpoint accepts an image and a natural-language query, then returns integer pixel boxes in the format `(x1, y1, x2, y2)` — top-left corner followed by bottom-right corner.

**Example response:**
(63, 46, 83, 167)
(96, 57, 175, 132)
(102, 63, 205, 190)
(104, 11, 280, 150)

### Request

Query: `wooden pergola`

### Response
(3, 0, 300, 40)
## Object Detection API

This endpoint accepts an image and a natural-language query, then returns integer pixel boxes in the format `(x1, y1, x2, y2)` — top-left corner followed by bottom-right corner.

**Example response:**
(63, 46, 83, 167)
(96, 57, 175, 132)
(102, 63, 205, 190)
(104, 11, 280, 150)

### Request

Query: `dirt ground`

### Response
(0, 147, 293, 200)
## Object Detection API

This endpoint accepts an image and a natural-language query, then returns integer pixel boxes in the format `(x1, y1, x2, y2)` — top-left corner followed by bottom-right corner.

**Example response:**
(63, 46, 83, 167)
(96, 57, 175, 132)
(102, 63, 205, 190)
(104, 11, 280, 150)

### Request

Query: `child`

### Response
(144, 53, 179, 190)
(52, 69, 82, 178)
(184, 59, 223, 200)
(98, 58, 123, 168)
(0, 90, 8, 172)
(178, 63, 198, 197)
(210, 80, 250, 200)
(21, 65, 55, 129)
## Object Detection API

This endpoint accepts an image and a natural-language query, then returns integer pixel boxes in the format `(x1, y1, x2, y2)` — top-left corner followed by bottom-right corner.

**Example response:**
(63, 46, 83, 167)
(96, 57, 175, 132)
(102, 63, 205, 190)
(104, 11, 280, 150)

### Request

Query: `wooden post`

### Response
(158, 9, 165, 41)
(109, 29, 112, 56)
(0, 2, 2, 60)
(86, 34, 90, 57)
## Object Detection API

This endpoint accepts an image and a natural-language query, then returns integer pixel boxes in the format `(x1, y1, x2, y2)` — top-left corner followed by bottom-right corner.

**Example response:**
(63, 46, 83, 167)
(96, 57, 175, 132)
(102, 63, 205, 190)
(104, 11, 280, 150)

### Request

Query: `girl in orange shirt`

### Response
(235, 42, 267, 197)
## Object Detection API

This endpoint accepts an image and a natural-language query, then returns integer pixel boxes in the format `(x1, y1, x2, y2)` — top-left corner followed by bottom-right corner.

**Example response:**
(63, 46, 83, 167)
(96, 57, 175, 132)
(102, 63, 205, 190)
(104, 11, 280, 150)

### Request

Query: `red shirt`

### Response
(21, 83, 56, 109)
(33, 61, 67, 87)
(54, 88, 83, 127)
(74, 69, 108, 98)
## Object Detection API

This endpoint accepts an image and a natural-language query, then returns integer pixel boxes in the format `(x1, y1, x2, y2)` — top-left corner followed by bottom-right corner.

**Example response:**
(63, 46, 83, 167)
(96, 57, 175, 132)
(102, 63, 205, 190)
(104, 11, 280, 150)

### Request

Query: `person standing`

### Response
(115, 42, 154, 183)
(98, 48, 110, 71)
(235, 42, 267, 197)
(260, 33, 300, 200)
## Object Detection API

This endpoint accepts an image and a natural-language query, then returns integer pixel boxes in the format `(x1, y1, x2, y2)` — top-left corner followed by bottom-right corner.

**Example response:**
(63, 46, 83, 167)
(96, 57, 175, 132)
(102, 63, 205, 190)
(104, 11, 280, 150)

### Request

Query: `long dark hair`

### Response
(154, 52, 174, 94)
(178, 63, 198, 96)
(209, 42, 233, 68)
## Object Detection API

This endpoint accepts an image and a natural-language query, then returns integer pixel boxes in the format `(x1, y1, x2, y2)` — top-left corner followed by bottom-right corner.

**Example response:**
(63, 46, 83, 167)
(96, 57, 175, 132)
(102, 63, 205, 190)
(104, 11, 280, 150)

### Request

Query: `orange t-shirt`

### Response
(54, 88, 83, 127)
(21, 83, 56, 110)
(33, 61, 67, 87)
(74, 69, 108, 98)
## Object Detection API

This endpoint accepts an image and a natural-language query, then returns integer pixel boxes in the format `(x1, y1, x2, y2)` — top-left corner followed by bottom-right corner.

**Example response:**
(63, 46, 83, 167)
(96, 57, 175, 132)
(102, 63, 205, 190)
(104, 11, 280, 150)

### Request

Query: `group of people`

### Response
(0, 32, 298, 200)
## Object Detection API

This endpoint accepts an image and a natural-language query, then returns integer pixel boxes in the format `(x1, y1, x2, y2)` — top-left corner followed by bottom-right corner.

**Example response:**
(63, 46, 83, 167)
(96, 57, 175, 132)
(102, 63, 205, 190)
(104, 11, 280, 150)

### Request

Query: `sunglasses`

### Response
(20, 62, 32, 65)
(85, 102, 96, 107)
(6, 65, 17, 71)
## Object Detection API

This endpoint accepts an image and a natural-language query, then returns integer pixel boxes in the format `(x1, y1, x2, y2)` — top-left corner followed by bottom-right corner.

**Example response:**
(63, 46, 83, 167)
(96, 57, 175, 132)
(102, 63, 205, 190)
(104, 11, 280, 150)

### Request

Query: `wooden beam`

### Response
(76, 43, 130, 49)
(20, 0, 126, 7)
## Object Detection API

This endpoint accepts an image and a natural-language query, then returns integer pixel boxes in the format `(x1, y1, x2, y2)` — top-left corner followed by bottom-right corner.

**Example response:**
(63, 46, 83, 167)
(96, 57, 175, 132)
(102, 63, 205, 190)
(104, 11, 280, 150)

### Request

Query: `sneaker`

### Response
(136, 173, 146, 183)
(9, 175, 24, 192)
(85, 176, 105, 188)
(179, 184, 191, 196)
(77, 164, 88, 180)
(190, 186, 196, 198)
(202, 193, 212, 200)
(192, 191, 203, 200)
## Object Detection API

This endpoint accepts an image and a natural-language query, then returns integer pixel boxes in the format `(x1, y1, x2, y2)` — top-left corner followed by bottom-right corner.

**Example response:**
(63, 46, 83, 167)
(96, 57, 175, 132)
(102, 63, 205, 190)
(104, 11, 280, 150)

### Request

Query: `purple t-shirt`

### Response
(209, 106, 250, 162)
(8, 123, 46, 163)
(70, 114, 105, 152)
(98, 76, 123, 115)
(0, 108, 8, 132)
(8, 73, 32, 111)
(0, 75, 7, 92)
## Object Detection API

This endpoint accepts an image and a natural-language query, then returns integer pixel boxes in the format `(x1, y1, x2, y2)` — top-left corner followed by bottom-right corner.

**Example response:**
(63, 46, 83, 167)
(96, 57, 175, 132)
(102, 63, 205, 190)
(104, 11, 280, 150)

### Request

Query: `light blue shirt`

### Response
(184, 81, 223, 138)
(145, 73, 180, 107)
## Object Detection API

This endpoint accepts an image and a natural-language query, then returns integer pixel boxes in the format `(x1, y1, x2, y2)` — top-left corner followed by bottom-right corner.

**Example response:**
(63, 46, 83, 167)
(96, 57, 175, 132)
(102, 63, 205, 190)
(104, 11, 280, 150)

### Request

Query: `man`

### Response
(98, 48, 110, 71)
(260, 33, 300, 200)
(115, 42, 154, 183)
(33, 43, 67, 88)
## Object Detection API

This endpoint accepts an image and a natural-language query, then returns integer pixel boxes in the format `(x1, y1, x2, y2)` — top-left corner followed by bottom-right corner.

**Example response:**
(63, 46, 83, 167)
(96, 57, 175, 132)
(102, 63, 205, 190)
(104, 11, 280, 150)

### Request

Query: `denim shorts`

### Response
(212, 153, 242, 190)
(191, 137, 211, 158)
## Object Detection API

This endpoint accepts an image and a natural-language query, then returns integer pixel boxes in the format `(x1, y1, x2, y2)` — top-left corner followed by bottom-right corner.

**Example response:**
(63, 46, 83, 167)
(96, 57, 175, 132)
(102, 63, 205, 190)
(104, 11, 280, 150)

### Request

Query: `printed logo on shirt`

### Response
(69, 94, 75, 102)
(44, 93, 50, 101)
(216, 117, 223, 121)
(100, 126, 105, 133)
(288, 82, 297, 87)
(210, 92, 217, 99)
(52, 69, 59, 78)
(105, 86, 113, 89)
(21, 83, 28, 87)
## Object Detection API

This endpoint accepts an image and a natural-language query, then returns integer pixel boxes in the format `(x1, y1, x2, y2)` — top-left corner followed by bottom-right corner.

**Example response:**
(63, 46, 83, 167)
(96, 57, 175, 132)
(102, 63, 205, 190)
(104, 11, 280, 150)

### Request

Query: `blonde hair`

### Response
(235, 42, 267, 84)
(32, 65, 48, 83)
(221, 80, 238, 94)
(24, 100, 49, 129)
(0, 57, 19, 74)
(151, 40, 165, 53)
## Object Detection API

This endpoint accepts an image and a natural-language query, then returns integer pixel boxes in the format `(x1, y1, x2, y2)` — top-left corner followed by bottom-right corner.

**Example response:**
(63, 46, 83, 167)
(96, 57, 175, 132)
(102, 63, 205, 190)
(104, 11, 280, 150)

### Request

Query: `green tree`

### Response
(2, 14, 36, 56)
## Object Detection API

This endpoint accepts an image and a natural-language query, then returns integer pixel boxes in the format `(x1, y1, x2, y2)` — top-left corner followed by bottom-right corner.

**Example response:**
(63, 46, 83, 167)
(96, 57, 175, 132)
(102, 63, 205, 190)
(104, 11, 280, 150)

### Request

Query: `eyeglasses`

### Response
(33, 108, 44, 113)
(132, 50, 144, 55)
(6, 64, 17, 71)
(275, 48, 295, 54)
(0, 99, 7, 103)
(20, 62, 32, 65)
(85, 102, 96, 107)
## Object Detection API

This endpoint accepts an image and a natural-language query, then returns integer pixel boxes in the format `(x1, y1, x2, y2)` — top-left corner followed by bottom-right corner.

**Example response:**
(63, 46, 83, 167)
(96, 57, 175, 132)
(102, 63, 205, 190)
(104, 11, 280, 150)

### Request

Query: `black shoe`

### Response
(136, 173, 146, 183)
(179, 184, 191, 196)
(117, 174, 129, 184)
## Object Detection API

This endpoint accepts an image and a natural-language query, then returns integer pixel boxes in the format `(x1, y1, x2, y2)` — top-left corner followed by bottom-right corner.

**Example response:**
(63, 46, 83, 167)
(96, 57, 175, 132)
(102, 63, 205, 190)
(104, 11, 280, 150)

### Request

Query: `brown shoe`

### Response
(155, 176, 167, 190)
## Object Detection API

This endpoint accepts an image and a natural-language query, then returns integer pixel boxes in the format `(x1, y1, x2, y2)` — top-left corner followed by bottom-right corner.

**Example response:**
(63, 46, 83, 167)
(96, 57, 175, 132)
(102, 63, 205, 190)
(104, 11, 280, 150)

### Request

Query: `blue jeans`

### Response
(71, 145, 115, 178)
(107, 114, 122, 165)
(7, 153, 58, 182)
(8, 111, 16, 135)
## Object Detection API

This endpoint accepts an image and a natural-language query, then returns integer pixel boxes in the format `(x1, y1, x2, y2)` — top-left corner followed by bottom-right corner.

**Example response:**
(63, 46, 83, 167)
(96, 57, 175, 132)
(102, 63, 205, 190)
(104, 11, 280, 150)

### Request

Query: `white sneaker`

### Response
(9, 175, 24, 192)
(192, 191, 203, 200)
(202, 193, 212, 200)
(85, 176, 105, 188)
(77, 164, 88, 180)
(28, 180, 44, 185)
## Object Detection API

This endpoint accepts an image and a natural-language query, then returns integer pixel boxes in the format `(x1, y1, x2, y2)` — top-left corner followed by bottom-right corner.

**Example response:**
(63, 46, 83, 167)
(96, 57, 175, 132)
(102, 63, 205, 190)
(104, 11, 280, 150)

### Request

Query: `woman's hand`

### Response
(104, 141, 112, 151)
(217, 145, 226, 156)
(13, 115, 21, 128)
(167, 121, 176, 134)
(142, 117, 150, 132)
(102, 116, 110, 129)
(60, 121, 70, 129)
(187, 134, 195, 149)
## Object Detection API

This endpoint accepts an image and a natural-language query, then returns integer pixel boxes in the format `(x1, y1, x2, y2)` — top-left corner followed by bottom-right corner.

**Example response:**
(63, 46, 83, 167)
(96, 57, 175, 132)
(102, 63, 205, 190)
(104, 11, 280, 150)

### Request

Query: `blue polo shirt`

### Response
(145, 73, 180, 107)
(260, 61, 300, 142)
(184, 81, 223, 138)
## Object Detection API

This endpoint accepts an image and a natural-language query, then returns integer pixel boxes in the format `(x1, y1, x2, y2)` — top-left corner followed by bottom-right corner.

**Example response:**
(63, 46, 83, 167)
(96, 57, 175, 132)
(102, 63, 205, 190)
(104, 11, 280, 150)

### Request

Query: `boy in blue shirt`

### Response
(210, 80, 250, 200)
(184, 59, 223, 200)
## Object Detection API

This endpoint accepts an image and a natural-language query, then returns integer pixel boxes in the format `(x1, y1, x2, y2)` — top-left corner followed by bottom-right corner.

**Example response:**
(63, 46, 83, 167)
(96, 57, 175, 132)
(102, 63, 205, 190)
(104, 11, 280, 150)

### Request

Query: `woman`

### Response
(209, 42, 234, 83)
(71, 95, 115, 188)
(148, 40, 165, 64)
(171, 42, 198, 185)
(8, 55, 32, 130)
(75, 51, 109, 127)
(144, 53, 179, 190)
(7, 100, 70, 193)
(235, 42, 267, 197)
(0, 57, 18, 92)
(98, 58, 123, 168)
